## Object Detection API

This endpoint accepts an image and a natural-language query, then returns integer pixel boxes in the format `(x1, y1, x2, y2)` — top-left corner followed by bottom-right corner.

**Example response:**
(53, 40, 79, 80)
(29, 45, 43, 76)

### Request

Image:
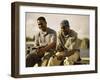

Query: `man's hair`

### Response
(60, 20, 70, 28)
(37, 16, 46, 23)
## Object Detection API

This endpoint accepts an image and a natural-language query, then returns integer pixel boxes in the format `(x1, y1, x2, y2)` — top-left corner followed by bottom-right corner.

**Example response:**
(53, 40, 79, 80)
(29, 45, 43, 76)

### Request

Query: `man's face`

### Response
(37, 20, 47, 31)
(61, 25, 70, 35)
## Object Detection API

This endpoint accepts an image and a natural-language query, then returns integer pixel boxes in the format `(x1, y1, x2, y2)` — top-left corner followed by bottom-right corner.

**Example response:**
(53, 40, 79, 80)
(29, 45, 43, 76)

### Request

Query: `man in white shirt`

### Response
(26, 17, 56, 67)
(48, 20, 80, 66)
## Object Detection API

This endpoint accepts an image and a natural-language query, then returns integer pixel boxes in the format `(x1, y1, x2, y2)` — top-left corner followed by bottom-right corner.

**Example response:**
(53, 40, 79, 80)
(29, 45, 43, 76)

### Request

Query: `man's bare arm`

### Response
(37, 42, 56, 53)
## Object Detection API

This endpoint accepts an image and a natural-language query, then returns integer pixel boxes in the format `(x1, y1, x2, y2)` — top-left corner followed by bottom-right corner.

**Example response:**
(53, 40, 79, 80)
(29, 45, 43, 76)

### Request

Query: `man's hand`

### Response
(55, 52, 65, 60)
(36, 47, 46, 57)
(56, 54, 64, 60)
(37, 47, 46, 53)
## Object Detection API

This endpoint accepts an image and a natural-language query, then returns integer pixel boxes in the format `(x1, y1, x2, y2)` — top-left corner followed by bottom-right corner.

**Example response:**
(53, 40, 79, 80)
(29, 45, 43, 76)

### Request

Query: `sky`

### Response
(25, 12, 89, 39)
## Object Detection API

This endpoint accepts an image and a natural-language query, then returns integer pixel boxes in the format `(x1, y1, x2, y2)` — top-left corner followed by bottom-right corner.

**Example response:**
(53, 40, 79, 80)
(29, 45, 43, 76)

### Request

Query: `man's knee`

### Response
(26, 53, 40, 67)
(48, 56, 62, 66)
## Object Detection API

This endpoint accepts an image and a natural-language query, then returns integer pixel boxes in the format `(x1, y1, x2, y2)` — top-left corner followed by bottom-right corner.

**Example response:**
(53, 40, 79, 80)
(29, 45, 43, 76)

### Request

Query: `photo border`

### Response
(11, 2, 98, 78)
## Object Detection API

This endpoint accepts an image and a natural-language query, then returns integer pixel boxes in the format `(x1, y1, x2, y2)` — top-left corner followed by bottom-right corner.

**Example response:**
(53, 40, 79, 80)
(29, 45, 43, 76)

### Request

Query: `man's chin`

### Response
(41, 29, 47, 32)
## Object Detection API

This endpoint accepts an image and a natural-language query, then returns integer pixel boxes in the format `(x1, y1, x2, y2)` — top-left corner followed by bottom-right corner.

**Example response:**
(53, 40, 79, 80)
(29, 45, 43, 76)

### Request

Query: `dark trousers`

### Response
(26, 53, 42, 67)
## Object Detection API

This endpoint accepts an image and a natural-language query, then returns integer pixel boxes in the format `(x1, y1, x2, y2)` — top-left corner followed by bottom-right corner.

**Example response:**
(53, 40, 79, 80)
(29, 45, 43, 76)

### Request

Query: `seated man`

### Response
(48, 20, 80, 66)
(26, 17, 56, 67)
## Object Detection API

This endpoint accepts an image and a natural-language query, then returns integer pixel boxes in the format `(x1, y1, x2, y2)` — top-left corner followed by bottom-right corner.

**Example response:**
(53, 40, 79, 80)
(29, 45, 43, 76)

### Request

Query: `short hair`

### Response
(37, 16, 46, 23)
(60, 20, 70, 28)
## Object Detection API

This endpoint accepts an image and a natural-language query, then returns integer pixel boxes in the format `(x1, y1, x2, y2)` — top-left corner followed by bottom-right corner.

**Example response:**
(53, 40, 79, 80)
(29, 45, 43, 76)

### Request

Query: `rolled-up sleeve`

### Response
(50, 33, 57, 44)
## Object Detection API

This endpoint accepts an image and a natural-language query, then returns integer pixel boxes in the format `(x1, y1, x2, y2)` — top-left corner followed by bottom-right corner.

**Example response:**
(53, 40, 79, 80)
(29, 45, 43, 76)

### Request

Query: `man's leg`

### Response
(47, 52, 64, 66)
(41, 52, 55, 66)
(47, 56, 62, 66)
(67, 51, 80, 65)
(26, 53, 40, 67)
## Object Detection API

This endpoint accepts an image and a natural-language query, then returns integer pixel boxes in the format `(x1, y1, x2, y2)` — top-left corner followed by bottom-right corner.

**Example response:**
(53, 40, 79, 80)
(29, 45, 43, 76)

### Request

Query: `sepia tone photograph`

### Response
(25, 12, 90, 67)
(11, 2, 97, 78)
